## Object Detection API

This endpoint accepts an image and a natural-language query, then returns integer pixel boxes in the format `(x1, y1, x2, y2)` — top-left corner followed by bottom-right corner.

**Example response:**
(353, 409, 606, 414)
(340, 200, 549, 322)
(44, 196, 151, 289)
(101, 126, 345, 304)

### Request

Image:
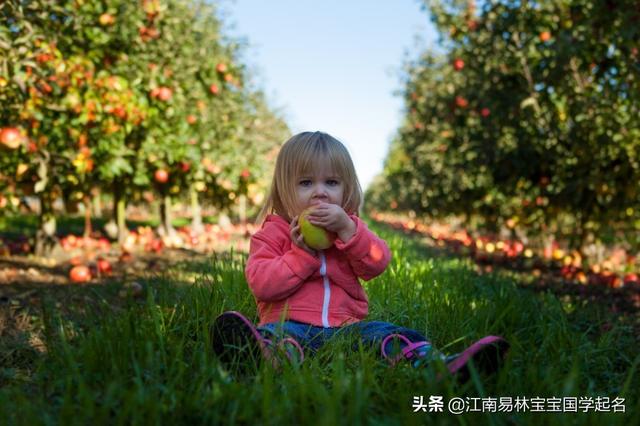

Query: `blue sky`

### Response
(219, 0, 437, 191)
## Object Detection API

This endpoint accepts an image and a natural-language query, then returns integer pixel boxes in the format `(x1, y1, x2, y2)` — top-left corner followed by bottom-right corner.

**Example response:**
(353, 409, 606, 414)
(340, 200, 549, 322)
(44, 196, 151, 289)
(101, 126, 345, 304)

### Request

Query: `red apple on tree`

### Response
(455, 96, 468, 108)
(0, 127, 24, 149)
(453, 58, 465, 71)
(209, 84, 220, 95)
(216, 63, 227, 73)
(539, 31, 551, 42)
(154, 169, 169, 183)
(157, 87, 172, 101)
(99, 13, 116, 26)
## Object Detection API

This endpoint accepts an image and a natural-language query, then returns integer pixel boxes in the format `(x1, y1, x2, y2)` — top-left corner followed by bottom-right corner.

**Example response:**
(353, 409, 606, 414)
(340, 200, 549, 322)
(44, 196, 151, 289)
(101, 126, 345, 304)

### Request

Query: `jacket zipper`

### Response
(319, 251, 331, 328)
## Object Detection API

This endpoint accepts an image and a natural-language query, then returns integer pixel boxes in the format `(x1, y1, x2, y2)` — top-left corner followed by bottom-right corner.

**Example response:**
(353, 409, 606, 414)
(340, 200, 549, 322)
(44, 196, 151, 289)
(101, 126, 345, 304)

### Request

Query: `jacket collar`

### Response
(263, 214, 289, 228)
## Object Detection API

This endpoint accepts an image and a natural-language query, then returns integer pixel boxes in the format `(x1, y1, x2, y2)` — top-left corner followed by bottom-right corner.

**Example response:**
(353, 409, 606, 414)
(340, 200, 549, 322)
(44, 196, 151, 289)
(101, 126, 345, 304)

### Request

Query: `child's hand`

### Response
(290, 216, 317, 256)
(305, 203, 356, 242)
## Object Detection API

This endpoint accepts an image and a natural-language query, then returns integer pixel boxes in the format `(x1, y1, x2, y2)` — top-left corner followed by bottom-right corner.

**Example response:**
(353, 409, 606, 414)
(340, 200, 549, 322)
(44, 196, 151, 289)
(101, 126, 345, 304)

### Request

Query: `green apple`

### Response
(299, 208, 336, 250)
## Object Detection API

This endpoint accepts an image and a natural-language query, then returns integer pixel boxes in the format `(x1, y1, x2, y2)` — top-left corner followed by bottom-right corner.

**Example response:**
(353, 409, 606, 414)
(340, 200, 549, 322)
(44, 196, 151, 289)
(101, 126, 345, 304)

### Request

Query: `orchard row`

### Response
(372, 211, 640, 292)
(367, 0, 640, 253)
(0, 0, 289, 255)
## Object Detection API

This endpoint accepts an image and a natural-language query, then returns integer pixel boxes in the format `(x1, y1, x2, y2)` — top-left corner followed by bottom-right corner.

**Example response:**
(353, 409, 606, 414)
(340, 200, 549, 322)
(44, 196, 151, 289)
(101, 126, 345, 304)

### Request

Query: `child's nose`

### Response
(311, 185, 329, 198)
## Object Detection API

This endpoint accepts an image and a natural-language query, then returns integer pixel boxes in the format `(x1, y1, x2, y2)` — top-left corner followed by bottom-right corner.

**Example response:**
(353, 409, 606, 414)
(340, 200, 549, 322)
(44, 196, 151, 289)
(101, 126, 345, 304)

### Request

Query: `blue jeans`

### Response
(257, 320, 429, 358)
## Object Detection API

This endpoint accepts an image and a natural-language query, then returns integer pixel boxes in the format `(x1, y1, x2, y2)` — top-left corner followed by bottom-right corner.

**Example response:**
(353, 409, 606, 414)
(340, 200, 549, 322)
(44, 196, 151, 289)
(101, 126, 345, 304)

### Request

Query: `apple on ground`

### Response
(96, 258, 112, 275)
(69, 265, 92, 283)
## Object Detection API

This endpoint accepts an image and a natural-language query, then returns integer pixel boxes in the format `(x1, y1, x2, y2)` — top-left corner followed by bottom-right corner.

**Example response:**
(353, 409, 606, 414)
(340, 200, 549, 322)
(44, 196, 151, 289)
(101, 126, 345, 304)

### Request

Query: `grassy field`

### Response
(1, 219, 638, 425)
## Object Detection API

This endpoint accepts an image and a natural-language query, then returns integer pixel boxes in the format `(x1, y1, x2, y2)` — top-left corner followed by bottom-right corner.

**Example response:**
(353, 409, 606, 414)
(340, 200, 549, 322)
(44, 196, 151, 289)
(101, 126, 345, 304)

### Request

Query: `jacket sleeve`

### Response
(333, 215, 391, 281)
(245, 224, 321, 302)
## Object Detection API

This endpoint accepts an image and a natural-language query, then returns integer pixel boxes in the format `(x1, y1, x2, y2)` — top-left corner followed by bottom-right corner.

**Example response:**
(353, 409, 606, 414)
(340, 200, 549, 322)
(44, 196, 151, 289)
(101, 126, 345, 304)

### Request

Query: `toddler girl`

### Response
(211, 131, 508, 380)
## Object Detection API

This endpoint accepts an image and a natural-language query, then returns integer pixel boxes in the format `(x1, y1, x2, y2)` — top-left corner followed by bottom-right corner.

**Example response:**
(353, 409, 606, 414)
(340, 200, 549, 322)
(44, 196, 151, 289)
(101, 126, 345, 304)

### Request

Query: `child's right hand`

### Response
(290, 216, 317, 256)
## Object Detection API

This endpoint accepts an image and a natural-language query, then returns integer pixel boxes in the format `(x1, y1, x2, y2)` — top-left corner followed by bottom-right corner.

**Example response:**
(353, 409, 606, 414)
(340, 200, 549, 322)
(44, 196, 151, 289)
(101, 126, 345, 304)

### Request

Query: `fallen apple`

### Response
(299, 208, 337, 250)
(96, 258, 113, 275)
(69, 265, 91, 283)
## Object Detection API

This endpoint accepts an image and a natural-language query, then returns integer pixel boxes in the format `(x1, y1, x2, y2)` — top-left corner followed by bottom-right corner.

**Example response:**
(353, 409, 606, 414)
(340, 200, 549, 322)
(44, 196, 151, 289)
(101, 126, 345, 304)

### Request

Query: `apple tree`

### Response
(370, 0, 640, 251)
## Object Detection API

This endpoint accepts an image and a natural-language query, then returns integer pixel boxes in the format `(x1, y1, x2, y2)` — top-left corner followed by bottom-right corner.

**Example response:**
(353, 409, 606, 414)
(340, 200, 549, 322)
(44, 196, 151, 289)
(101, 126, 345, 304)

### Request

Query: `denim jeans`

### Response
(257, 320, 430, 358)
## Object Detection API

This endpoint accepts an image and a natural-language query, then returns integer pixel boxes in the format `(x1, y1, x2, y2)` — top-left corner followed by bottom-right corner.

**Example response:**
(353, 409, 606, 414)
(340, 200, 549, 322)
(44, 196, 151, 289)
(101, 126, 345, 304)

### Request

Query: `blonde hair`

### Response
(257, 131, 363, 224)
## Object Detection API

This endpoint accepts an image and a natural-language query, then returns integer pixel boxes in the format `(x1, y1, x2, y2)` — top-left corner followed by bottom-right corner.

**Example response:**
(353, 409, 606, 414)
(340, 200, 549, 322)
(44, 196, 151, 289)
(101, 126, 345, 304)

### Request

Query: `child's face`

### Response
(294, 162, 344, 215)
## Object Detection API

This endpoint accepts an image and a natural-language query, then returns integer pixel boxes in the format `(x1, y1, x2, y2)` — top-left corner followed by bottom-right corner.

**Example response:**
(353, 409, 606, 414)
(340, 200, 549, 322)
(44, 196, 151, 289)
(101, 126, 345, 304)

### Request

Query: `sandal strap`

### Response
(278, 337, 305, 363)
(381, 333, 430, 366)
(381, 333, 412, 358)
(401, 341, 430, 359)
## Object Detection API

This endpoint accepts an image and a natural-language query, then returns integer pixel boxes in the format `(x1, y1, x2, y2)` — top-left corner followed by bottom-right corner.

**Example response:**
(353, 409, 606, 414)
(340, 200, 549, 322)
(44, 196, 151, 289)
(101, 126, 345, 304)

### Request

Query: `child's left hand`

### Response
(306, 203, 356, 242)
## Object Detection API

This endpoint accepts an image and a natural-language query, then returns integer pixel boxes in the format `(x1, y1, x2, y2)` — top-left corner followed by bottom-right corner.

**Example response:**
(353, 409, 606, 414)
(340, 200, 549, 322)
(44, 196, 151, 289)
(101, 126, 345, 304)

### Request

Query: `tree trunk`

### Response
(34, 192, 57, 257)
(83, 194, 93, 238)
(190, 186, 204, 234)
(159, 194, 176, 238)
(92, 188, 102, 218)
(113, 181, 128, 244)
(117, 197, 126, 242)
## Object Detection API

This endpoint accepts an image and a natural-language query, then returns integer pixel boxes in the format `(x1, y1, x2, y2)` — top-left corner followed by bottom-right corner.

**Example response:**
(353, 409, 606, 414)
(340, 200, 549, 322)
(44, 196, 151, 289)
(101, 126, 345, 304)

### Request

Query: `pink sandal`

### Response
(381, 333, 509, 383)
(445, 336, 510, 383)
(210, 311, 304, 371)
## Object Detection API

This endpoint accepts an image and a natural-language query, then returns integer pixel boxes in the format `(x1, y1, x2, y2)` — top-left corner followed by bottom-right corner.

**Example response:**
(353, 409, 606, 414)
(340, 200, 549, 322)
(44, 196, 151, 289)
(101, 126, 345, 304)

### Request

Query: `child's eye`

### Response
(327, 179, 339, 186)
(299, 179, 312, 186)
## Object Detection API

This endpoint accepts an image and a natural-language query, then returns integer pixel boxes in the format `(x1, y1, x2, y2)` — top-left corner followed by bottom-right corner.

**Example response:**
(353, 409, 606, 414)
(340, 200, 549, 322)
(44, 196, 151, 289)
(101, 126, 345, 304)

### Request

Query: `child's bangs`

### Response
(294, 140, 344, 178)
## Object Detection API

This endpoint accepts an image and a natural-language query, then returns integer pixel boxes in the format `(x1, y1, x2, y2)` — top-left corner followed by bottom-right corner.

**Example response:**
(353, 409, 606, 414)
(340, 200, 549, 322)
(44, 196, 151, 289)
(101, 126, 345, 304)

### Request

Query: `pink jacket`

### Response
(245, 214, 392, 327)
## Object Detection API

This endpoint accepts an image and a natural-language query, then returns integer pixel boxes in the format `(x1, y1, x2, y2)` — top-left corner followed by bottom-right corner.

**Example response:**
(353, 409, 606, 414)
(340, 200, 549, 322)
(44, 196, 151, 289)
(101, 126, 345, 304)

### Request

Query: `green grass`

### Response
(1, 220, 638, 425)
